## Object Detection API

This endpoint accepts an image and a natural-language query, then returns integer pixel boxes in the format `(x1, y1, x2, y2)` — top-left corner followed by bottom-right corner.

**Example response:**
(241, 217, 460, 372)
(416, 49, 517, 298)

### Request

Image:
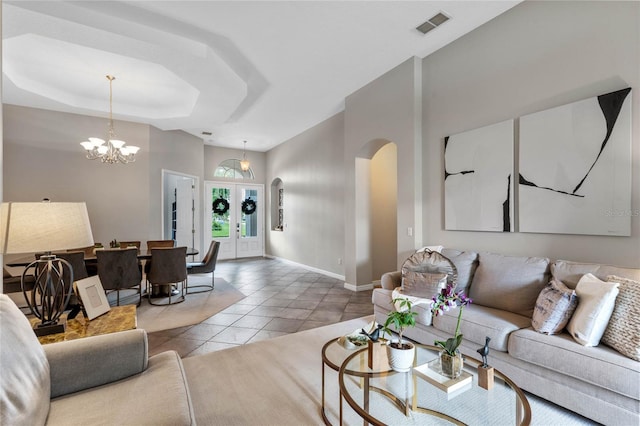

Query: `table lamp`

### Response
(1, 201, 94, 336)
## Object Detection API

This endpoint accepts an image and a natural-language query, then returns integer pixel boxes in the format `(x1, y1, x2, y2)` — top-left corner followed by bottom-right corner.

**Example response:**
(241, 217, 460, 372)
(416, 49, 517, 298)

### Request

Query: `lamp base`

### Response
(33, 318, 66, 337)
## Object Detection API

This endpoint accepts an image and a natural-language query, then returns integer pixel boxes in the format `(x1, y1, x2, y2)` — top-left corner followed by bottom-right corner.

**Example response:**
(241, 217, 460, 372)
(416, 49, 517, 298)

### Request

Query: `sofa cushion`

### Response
(440, 249, 479, 293)
(601, 275, 640, 361)
(567, 273, 619, 346)
(432, 304, 531, 352)
(47, 350, 195, 426)
(468, 252, 550, 317)
(509, 328, 640, 399)
(531, 278, 578, 334)
(0, 294, 51, 426)
(551, 260, 640, 289)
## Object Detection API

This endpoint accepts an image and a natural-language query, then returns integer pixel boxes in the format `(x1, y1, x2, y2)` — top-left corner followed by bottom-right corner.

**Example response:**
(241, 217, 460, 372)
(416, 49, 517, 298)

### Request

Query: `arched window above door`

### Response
(214, 159, 254, 180)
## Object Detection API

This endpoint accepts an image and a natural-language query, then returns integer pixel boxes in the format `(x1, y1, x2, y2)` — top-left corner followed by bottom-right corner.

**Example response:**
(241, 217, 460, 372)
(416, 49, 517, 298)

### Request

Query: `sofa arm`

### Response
(44, 329, 149, 398)
(381, 271, 401, 290)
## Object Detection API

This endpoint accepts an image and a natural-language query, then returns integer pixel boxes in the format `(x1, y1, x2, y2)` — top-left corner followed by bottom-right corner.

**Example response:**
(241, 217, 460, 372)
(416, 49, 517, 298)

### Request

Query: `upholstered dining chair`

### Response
(146, 240, 175, 250)
(118, 241, 141, 250)
(146, 246, 187, 306)
(96, 248, 142, 307)
(186, 240, 220, 293)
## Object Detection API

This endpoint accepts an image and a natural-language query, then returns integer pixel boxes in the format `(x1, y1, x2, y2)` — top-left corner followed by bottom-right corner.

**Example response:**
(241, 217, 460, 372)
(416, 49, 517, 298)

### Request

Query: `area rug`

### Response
(182, 316, 596, 426)
(137, 276, 245, 333)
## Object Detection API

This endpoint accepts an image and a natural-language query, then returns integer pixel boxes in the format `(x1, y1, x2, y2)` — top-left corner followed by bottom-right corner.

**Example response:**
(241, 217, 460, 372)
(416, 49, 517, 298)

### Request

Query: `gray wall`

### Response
(344, 57, 423, 287)
(2, 105, 205, 250)
(265, 113, 345, 275)
(422, 1, 640, 267)
(149, 126, 204, 251)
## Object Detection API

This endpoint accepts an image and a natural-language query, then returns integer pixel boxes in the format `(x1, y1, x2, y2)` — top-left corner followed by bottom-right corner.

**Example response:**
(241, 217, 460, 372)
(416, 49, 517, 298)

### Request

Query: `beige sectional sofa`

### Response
(373, 249, 640, 425)
(0, 294, 195, 426)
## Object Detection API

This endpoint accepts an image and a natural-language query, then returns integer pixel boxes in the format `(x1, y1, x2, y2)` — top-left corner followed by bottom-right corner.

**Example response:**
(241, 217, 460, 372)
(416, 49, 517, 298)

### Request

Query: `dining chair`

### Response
(146, 246, 187, 306)
(67, 244, 100, 276)
(146, 240, 175, 250)
(118, 241, 141, 250)
(186, 240, 220, 293)
(96, 248, 142, 307)
(56, 251, 89, 317)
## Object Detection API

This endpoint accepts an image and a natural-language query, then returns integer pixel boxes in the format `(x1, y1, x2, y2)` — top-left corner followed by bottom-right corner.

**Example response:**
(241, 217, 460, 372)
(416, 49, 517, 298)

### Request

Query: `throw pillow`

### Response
(531, 278, 578, 334)
(468, 252, 550, 317)
(440, 249, 479, 293)
(402, 271, 448, 299)
(566, 273, 619, 346)
(0, 294, 51, 425)
(401, 250, 457, 298)
(601, 275, 640, 361)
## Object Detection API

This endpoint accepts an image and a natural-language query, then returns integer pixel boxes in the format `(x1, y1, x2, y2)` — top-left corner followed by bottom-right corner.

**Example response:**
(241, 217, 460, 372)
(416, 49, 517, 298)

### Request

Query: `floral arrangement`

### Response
(431, 283, 472, 356)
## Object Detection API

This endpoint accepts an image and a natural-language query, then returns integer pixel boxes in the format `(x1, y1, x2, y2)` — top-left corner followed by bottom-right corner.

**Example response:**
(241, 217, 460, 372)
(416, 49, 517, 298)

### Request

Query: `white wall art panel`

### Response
(444, 120, 514, 232)
(519, 88, 632, 236)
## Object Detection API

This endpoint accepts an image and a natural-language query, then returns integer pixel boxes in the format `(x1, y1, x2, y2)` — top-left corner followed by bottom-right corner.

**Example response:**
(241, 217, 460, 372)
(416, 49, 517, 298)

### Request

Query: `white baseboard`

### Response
(343, 282, 375, 292)
(264, 255, 345, 281)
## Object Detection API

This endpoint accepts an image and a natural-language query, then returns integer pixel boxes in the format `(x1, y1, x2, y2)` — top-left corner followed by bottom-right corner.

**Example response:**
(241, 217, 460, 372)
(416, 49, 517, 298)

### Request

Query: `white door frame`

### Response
(204, 181, 264, 260)
(161, 170, 200, 256)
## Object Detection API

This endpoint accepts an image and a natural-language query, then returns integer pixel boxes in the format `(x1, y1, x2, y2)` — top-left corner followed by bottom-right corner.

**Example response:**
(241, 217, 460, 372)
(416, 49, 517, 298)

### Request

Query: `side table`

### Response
(29, 305, 137, 345)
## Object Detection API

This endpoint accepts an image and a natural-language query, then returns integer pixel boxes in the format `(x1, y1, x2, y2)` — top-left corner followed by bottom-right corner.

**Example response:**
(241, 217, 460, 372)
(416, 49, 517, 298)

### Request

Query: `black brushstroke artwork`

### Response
(443, 136, 475, 180)
(521, 87, 631, 197)
(502, 175, 511, 232)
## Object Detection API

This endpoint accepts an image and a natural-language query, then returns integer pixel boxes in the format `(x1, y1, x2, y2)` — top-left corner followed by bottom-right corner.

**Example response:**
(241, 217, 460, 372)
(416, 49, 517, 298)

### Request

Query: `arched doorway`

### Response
(354, 139, 398, 286)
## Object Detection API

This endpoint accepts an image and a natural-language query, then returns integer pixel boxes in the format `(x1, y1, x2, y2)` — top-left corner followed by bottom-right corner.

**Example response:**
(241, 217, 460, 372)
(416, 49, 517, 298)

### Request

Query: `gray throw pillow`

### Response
(601, 275, 640, 361)
(469, 252, 550, 317)
(531, 278, 578, 334)
(0, 294, 51, 425)
(440, 249, 479, 293)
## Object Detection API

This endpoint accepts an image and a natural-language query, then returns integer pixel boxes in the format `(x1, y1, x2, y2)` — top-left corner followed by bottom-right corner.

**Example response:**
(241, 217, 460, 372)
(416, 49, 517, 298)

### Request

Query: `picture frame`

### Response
(74, 275, 111, 320)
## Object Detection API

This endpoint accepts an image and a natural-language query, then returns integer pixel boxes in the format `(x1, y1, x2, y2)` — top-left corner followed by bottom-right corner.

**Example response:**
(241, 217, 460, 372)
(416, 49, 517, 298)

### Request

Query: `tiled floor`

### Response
(148, 257, 374, 358)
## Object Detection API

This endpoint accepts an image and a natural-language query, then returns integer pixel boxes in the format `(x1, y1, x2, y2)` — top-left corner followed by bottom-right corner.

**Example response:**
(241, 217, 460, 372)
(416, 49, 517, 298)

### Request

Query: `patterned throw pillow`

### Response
(532, 278, 578, 334)
(601, 275, 640, 361)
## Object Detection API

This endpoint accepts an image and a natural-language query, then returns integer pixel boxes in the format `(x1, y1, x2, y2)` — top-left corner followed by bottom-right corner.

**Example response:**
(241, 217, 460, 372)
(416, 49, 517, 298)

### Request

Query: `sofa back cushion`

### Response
(468, 252, 550, 317)
(0, 294, 51, 425)
(441, 249, 479, 293)
(551, 260, 640, 289)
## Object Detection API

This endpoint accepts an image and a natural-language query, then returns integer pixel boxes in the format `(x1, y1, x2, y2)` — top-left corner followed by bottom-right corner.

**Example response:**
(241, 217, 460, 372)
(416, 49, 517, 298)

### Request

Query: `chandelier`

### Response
(240, 140, 250, 172)
(80, 75, 140, 164)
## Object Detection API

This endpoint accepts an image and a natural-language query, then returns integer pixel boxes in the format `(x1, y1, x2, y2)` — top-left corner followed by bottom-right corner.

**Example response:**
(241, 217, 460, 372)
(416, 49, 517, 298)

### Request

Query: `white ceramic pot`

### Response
(386, 341, 415, 373)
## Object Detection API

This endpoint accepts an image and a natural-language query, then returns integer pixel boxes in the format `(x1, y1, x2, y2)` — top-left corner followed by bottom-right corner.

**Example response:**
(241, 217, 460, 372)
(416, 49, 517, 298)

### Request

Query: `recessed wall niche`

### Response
(270, 178, 284, 231)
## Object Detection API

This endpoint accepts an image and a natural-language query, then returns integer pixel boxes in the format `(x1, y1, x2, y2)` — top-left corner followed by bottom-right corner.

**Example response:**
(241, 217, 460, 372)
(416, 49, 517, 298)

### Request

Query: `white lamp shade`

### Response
(119, 147, 130, 156)
(89, 137, 106, 147)
(0, 202, 94, 254)
(80, 141, 94, 150)
(126, 146, 140, 155)
(110, 139, 126, 149)
(97, 145, 109, 154)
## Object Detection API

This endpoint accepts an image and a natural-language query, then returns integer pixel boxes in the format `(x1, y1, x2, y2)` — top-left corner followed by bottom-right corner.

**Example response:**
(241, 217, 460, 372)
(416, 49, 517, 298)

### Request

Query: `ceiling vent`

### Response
(416, 12, 450, 35)
(201, 131, 212, 136)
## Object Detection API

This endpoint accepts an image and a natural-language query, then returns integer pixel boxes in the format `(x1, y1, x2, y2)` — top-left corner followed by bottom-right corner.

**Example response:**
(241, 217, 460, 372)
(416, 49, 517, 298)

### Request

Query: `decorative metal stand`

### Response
(22, 255, 73, 336)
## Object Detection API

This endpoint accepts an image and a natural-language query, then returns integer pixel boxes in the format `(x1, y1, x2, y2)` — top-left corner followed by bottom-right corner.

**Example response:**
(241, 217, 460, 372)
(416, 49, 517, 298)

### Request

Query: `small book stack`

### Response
(413, 358, 472, 396)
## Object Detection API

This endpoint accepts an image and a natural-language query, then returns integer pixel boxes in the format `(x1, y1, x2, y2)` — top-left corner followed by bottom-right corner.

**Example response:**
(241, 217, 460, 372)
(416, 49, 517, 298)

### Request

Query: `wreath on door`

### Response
(241, 199, 257, 215)
(212, 197, 230, 215)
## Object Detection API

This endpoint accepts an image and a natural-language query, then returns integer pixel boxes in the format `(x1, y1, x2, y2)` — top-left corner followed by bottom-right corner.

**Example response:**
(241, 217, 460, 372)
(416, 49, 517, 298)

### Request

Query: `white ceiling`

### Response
(2, 1, 520, 152)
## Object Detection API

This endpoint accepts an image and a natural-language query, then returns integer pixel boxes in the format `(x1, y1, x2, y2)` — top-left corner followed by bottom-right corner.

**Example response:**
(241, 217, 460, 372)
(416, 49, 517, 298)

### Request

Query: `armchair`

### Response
(0, 294, 195, 425)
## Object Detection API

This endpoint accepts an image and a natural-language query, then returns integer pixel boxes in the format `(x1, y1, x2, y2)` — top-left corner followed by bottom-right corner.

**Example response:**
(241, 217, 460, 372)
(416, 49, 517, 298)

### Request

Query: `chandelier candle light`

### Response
(80, 75, 140, 164)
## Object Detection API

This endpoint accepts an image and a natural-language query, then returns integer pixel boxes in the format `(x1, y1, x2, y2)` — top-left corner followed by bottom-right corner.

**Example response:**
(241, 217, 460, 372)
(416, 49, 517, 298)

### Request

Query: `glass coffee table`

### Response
(336, 340, 531, 426)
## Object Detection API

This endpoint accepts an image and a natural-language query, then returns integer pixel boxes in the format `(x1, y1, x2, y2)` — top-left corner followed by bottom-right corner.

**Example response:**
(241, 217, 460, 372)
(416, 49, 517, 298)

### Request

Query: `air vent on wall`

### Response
(416, 12, 450, 35)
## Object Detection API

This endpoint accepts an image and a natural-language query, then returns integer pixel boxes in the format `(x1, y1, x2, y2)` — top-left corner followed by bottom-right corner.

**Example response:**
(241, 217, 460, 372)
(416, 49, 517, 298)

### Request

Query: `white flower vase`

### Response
(386, 341, 415, 373)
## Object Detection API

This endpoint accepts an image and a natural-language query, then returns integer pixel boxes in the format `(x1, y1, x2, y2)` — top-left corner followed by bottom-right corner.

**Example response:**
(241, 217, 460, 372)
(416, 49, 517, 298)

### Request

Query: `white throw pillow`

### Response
(567, 273, 619, 346)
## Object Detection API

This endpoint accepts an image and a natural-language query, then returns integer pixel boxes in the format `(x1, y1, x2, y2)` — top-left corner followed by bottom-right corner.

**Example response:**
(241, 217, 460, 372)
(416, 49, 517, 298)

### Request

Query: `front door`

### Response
(205, 181, 264, 260)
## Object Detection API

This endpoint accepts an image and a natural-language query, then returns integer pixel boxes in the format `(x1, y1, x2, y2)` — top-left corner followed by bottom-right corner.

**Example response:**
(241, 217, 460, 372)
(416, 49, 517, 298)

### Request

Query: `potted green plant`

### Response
(431, 284, 472, 378)
(383, 298, 418, 372)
